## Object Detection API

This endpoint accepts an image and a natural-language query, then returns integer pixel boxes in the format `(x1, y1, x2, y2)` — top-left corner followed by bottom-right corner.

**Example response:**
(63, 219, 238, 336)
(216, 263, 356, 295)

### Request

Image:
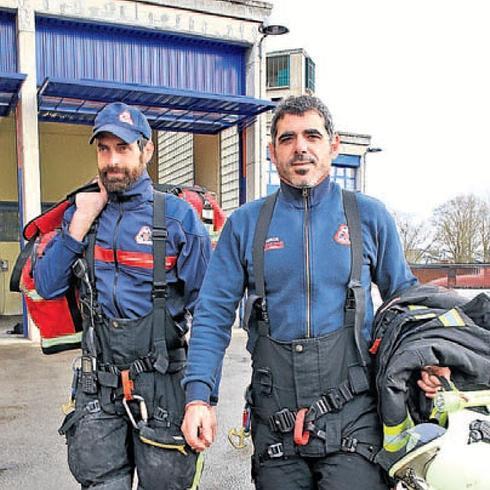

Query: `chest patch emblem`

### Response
(334, 224, 351, 246)
(264, 237, 284, 251)
(135, 226, 152, 245)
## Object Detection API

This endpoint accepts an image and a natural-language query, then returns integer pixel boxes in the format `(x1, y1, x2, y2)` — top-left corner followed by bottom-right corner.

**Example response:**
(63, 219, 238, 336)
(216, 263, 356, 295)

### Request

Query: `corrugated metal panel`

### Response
(157, 131, 194, 186)
(0, 73, 26, 116)
(36, 17, 246, 96)
(220, 126, 239, 213)
(0, 11, 17, 72)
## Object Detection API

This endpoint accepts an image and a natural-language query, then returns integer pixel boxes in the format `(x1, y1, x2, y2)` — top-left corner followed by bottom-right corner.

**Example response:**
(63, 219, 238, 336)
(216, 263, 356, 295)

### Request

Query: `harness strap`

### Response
(58, 400, 101, 435)
(152, 190, 170, 374)
(342, 189, 368, 366)
(340, 437, 378, 462)
(258, 437, 379, 464)
(250, 191, 278, 335)
(268, 367, 370, 433)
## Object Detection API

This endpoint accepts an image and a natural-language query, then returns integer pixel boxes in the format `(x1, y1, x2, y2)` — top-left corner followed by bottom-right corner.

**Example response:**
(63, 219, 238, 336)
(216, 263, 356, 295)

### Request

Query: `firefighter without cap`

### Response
(181, 95, 449, 489)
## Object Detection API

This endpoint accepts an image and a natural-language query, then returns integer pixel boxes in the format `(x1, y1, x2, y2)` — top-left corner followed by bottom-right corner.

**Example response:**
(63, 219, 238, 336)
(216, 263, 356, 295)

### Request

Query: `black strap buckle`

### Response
(254, 298, 269, 322)
(325, 390, 344, 411)
(152, 228, 168, 240)
(154, 407, 171, 427)
(86, 400, 101, 414)
(152, 282, 168, 299)
(269, 408, 296, 433)
(267, 443, 284, 459)
(341, 437, 358, 453)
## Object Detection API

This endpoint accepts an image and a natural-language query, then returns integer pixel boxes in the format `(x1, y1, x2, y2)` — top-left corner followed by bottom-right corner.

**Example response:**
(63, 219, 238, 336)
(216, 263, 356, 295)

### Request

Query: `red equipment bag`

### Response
(10, 182, 227, 354)
(10, 182, 100, 354)
(154, 183, 226, 247)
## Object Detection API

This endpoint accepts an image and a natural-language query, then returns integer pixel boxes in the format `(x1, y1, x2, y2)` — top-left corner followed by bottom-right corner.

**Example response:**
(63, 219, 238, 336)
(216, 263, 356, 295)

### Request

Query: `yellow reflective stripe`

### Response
(383, 415, 415, 452)
(408, 305, 429, 310)
(139, 436, 188, 455)
(413, 313, 437, 320)
(439, 308, 465, 327)
(188, 453, 205, 490)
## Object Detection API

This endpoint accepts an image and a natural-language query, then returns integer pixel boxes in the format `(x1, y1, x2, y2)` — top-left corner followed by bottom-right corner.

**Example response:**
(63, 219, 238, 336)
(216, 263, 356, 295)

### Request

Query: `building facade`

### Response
(264, 48, 373, 195)
(0, 0, 276, 332)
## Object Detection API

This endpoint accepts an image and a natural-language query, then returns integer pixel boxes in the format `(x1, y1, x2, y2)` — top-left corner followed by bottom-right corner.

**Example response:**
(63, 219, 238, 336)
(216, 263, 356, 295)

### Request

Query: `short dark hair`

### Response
(270, 95, 335, 143)
(137, 137, 150, 152)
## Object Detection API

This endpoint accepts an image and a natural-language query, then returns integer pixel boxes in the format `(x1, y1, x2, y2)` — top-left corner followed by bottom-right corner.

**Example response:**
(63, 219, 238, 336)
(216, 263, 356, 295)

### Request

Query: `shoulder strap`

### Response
(243, 191, 279, 335)
(342, 189, 368, 366)
(151, 189, 170, 374)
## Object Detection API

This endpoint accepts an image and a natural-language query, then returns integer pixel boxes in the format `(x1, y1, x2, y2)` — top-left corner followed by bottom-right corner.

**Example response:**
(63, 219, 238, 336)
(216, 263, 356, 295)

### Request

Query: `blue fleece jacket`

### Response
(183, 177, 416, 403)
(34, 170, 212, 328)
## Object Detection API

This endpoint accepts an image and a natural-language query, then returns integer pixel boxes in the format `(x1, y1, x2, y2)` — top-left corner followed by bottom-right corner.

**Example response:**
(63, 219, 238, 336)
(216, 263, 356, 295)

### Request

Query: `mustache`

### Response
(288, 154, 316, 165)
(100, 165, 127, 174)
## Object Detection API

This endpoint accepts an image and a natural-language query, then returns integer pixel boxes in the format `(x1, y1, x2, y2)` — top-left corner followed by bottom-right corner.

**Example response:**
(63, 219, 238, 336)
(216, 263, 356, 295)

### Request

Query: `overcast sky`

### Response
(265, 0, 489, 218)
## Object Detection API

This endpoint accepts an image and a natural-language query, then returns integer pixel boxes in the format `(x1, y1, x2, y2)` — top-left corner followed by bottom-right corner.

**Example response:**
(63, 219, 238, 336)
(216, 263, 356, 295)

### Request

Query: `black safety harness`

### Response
(245, 189, 378, 463)
(60, 190, 186, 438)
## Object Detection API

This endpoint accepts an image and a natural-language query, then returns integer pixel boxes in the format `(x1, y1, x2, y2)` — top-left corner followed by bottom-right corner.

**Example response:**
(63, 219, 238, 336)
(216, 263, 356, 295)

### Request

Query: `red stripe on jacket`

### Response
(94, 245, 177, 270)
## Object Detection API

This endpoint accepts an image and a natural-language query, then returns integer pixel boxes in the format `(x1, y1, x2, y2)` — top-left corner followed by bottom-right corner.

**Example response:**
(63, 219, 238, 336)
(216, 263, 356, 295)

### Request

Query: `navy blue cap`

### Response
(90, 102, 152, 144)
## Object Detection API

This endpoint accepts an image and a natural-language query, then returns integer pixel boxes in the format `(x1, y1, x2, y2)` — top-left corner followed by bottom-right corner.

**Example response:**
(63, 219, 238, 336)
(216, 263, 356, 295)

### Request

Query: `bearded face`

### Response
(98, 156, 146, 193)
(95, 133, 153, 193)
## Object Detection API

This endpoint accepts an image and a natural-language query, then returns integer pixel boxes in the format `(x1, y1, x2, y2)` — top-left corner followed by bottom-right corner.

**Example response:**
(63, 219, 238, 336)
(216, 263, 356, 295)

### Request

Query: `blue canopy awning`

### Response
(0, 72, 27, 117)
(37, 78, 276, 134)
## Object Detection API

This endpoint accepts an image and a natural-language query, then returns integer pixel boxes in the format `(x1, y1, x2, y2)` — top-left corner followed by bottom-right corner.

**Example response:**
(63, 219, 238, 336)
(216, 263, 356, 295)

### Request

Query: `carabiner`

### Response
(122, 395, 148, 429)
(228, 427, 251, 449)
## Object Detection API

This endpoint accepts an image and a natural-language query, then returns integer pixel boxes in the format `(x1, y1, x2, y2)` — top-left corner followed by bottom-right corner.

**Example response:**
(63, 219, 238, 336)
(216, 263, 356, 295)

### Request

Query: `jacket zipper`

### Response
(303, 187, 311, 338)
(112, 202, 124, 317)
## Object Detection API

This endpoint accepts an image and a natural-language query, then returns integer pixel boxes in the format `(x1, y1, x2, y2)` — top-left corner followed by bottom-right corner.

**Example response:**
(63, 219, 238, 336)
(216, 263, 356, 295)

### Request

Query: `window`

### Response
(332, 166, 357, 191)
(0, 202, 19, 242)
(266, 55, 290, 88)
(305, 57, 315, 92)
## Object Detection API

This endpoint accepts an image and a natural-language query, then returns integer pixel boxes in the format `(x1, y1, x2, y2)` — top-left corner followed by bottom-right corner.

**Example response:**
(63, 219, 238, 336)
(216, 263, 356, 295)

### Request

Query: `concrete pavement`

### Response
(0, 316, 253, 490)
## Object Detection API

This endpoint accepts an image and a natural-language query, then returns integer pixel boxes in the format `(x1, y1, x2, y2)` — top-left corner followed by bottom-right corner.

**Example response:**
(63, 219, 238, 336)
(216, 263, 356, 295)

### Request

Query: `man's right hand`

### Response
(69, 179, 108, 241)
(181, 402, 217, 452)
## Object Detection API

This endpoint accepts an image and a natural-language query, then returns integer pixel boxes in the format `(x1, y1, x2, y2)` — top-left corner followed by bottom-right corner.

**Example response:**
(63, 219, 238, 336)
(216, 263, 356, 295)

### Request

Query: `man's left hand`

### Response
(417, 365, 451, 398)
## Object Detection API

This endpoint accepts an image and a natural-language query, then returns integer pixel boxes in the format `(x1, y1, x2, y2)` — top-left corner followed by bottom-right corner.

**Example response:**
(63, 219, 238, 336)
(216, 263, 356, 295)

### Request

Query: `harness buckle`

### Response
(152, 282, 168, 299)
(254, 298, 269, 322)
(154, 407, 171, 427)
(269, 408, 296, 433)
(267, 443, 284, 459)
(341, 437, 358, 453)
(86, 400, 101, 414)
(152, 229, 168, 240)
(325, 390, 343, 412)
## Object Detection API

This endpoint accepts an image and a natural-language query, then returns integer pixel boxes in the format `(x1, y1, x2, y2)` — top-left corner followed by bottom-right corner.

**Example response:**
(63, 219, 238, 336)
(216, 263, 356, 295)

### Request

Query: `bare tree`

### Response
(393, 211, 434, 263)
(477, 197, 490, 262)
(431, 194, 483, 263)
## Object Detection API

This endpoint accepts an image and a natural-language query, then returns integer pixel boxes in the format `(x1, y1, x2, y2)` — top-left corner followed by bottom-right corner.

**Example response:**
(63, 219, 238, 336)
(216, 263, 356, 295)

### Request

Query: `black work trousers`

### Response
(66, 406, 199, 490)
(253, 452, 388, 490)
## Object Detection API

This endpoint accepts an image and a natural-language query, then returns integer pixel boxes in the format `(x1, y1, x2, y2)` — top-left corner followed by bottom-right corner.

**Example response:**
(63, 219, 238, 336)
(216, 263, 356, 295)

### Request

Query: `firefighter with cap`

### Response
(34, 102, 211, 489)
(181, 95, 448, 489)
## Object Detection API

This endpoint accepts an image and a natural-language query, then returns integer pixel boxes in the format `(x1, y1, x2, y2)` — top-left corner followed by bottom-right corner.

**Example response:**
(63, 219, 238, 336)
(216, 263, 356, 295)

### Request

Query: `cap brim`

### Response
(89, 123, 140, 144)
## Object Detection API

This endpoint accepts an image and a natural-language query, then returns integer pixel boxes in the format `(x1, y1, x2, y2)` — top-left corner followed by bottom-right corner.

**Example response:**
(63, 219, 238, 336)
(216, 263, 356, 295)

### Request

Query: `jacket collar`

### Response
(108, 169, 153, 205)
(279, 175, 333, 208)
